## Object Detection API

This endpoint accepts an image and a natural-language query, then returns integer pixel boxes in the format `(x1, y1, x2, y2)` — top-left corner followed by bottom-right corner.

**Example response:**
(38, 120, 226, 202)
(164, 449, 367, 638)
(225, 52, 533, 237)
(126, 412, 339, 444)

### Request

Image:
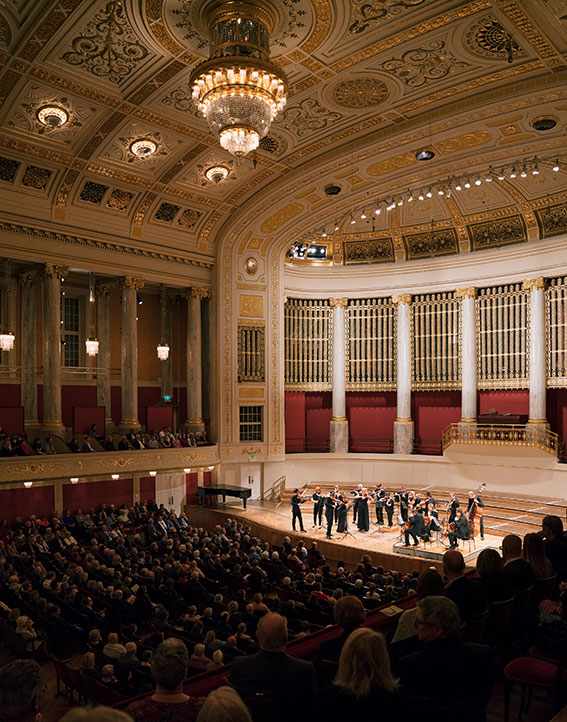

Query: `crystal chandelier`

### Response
(0, 259, 15, 352)
(157, 284, 169, 360)
(189, 1, 287, 157)
(85, 272, 99, 357)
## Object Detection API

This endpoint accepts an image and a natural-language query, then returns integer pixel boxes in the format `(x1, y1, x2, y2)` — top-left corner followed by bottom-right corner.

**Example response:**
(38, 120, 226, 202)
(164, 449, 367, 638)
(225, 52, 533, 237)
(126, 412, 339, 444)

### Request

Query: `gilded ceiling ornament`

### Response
(259, 133, 288, 156)
(80, 181, 108, 205)
(381, 40, 471, 88)
(344, 239, 395, 265)
(347, 0, 426, 35)
(403, 228, 459, 259)
(155, 202, 181, 223)
(105, 189, 134, 212)
(535, 203, 567, 239)
(281, 98, 342, 137)
(0, 156, 20, 183)
(332, 78, 389, 108)
(464, 15, 526, 60)
(468, 216, 526, 250)
(0, 14, 11, 46)
(162, 86, 194, 113)
(177, 208, 202, 229)
(21, 165, 51, 191)
(61, 1, 149, 84)
(260, 202, 303, 233)
(121, 277, 144, 291)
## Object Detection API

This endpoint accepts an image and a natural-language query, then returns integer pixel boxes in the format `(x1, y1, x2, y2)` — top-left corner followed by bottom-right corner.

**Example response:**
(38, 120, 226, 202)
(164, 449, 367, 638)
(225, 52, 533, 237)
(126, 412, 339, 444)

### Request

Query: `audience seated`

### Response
(475, 548, 514, 602)
(540, 516, 567, 573)
(60, 706, 133, 722)
(501, 534, 535, 591)
(443, 550, 487, 623)
(392, 568, 444, 644)
(196, 686, 252, 722)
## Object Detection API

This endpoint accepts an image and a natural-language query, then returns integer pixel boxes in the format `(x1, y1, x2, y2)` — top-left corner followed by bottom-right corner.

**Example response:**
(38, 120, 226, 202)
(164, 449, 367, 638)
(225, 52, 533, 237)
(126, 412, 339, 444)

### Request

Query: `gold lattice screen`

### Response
(477, 283, 529, 389)
(346, 298, 396, 390)
(284, 299, 332, 390)
(547, 276, 567, 388)
(411, 292, 461, 389)
(237, 325, 265, 382)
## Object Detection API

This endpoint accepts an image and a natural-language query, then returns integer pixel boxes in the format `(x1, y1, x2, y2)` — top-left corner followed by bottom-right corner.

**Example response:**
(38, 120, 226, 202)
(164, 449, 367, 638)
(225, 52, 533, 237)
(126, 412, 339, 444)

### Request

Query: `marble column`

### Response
(41, 264, 67, 436)
(523, 277, 548, 426)
(185, 287, 209, 433)
(18, 273, 39, 437)
(329, 297, 348, 453)
(456, 287, 478, 423)
(96, 284, 113, 433)
(393, 293, 413, 454)
(160, 290, 173, 401)
(119, 277, 143, 433)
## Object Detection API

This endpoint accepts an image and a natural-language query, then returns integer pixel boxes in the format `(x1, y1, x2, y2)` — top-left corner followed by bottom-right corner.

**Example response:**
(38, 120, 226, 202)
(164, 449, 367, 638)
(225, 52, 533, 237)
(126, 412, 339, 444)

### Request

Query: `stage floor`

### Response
(193, 499, 499, 565)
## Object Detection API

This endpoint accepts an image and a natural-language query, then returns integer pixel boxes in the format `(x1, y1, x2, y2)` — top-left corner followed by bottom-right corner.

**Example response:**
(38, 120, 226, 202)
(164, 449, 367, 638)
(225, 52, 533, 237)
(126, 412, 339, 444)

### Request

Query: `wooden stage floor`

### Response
(188, 499, 501, 570)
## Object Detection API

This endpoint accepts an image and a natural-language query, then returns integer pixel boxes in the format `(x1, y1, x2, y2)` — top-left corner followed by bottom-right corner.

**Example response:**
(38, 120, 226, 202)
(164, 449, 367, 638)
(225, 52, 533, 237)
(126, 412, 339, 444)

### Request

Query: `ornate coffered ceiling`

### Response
(0, 0, 565, 274)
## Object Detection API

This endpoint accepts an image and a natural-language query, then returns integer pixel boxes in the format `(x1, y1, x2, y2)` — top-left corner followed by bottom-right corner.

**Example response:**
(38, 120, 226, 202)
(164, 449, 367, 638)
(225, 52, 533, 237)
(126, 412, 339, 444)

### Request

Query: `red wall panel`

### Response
(0, 406, 24, 435)
(305, 391, 332, 409)
(62, 386, 97, 428)
(0, 384, 21, 407)
(547, 389, 567, 444)
(63, 477, 133, 512)
(139, 476, 156, 503)
(111, 386, 121, 425)
(412, 391, 462, 441)
(478, 390, 529, 416)
(0, 485, 54, 523)
(174, 387, 187, 428)
(73, 406, 105, 435)
(186, 472, 198, 504)
(306, 407, 332, 441)
(349, 406, 396, 442)
(285, 392, 306, 441)
(147, 407, 173, 433)
(138, 387, 162, 427)
(203, 471, 212, 488)
(346, 391, 397, 408)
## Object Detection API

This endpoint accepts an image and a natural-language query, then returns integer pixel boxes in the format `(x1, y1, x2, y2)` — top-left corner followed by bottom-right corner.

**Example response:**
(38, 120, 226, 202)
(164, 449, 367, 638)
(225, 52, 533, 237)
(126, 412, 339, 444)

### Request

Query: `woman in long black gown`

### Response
(337, 498, 349, 532)
(357, 491, 370, 532)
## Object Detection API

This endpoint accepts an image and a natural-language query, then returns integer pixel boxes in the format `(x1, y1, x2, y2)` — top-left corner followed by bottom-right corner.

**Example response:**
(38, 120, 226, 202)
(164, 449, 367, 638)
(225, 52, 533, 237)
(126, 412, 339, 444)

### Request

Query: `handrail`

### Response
(442, 422, 564, 458)
(263, 474, 285, 501)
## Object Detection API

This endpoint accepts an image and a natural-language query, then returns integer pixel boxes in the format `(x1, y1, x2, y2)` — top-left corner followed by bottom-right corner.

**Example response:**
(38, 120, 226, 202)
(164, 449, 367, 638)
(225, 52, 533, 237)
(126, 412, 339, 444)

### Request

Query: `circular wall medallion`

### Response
(464, 15, 527, 60)
(244, 257, 259, 275)
(332, 78, 389, 109)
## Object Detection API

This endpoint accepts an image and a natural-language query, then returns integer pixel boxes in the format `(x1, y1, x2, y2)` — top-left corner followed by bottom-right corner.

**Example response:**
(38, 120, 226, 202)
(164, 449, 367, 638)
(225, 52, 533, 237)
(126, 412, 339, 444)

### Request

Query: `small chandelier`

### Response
(0, 259, 14, 352)
(37, 105, 68, 128)
(85, 272, 99, 357)
(190, 1, 288, 157)
(157, 284, 169, 360)
(130, 138, 157, 158)
(205, 165, 230, 183)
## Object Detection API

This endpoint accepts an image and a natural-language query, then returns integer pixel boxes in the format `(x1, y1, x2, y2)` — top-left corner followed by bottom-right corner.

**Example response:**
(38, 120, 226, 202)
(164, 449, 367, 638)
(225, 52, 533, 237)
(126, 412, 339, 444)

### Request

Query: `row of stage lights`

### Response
(21, 466, 215, 488)
(316, 156, 561, 239)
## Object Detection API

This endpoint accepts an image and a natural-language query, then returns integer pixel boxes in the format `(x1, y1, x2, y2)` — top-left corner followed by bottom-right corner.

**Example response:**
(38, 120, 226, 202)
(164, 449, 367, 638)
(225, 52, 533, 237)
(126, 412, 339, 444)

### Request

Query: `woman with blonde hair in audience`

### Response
(523, 532, 554, 580)
(196, 686, 252, 722)
(60, 707, 133, 722)
(317, 628, 400, 718)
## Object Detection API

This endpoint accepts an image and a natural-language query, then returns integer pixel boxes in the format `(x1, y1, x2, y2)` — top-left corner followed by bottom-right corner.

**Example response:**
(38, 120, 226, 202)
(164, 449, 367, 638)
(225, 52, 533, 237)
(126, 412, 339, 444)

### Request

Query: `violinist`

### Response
(426, 502, 441, 534)
(374, 484, 386, 524)
(395, 487, 409, 522)
(351, 484, 363, 524)
(404, 508, 429, 547)
(447, 508, 469, 549)
(311, 486, 323, 529)
(467, 490, 485, 541)
(325, 492, 337, 539)
(357, 489, 370, 532)
(336, 496, 351, 533)
(445, 493, 460, 524)
(291, 488, 306, 533)
(384, 492, 395, 527)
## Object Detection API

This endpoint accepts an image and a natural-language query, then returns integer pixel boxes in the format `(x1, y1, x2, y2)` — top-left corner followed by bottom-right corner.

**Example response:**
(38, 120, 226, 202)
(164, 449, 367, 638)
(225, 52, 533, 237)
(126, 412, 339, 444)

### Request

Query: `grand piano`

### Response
(196, 485, 252, 509)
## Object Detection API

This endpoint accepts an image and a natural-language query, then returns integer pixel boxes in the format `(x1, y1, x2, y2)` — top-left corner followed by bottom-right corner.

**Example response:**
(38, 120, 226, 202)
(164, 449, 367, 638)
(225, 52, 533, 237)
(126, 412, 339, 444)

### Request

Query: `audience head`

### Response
(335, 628, 397, 697)
(476, 548, 504, 578)
(416, 596, 461, 642)
(256, 612, 287, 652)
(502, 534, 522, 561)
(82, 652, 96, 669)
(107, 632, 119, 645)
(442, 549, 465, 578)
(196, 686, 252, 722)
(416, 568, 444, 600)
(333, 595, 365, 629)
(151, 638, 188, 691)
(59, 707, 133, 722)
(211, 650, 224, 665)
(542, 515, 563, 541)
(523, 532, 552, 576)
(0, 660, 45, 722)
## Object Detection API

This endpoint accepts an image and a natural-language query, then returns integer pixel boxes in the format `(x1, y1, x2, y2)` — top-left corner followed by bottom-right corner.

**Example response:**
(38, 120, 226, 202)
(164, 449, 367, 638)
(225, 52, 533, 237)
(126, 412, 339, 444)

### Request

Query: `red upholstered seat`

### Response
(504, 657, 558, 687)
(529, 645, 561, 664)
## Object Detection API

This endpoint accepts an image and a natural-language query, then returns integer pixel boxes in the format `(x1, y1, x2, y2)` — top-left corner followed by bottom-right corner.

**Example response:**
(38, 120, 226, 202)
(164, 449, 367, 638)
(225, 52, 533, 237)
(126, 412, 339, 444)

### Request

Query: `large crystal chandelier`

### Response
(190, 1, 288, 157)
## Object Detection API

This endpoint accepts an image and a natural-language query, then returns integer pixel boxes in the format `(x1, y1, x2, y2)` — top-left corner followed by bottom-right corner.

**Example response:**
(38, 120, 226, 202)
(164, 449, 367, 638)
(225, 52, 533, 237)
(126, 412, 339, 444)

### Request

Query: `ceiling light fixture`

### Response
(37, 105, 68, 128)
(85, 272, 99, 357)
(415, 148, 435, 161)
(510, 167, 517, 178)
(464, 180, 471, 189)
(205, 165, 229, 183)
(0, 259, 15, 352)
(24, 481, 33, 488)
(157, 284, 170, 361)
(360, 210, 366, 219)
(553, 159, 559, 172)
(190, 2, 287, 157)
(520, 165, 527, 178)
(130, 138, 157, 158)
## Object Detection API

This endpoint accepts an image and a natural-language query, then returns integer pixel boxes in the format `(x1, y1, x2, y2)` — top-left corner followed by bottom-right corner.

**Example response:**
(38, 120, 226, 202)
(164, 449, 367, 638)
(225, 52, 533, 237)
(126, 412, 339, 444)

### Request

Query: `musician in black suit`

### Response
(425, 503, 441, 534)
(325, 493, 336, 539)
(311, 486, 323, 528)
(384, 493, 394, 527)
(374, 485, 385, 524)
(467, 491, 485, 541)
(291, 489, 306, 532)
(396, 487, 409, 522)
(446, 493, 460, 524)
(447, 509, 469, 549)
(404, 509, 429, 546)
(351, 484, 363, 523)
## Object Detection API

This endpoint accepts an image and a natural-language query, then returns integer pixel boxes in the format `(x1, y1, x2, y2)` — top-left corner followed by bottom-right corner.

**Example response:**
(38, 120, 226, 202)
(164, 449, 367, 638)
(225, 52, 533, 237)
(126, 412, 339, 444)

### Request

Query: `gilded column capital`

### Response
(455, 286, 477, 300)
(41, 264, 68, 279)
(95, 283, 111, 297)
(188, 287, 210, 301)
(522, 277, 546, 292)
(18, 273, 37, 287)
(391, 293, 412, 307)
(329, 297, 348, 309)
(120, 276, 144, 291)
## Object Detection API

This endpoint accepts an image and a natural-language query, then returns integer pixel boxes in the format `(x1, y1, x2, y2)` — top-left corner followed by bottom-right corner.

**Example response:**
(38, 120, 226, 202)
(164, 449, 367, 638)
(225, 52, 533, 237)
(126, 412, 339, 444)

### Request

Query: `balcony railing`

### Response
(442, 423, 565, 459)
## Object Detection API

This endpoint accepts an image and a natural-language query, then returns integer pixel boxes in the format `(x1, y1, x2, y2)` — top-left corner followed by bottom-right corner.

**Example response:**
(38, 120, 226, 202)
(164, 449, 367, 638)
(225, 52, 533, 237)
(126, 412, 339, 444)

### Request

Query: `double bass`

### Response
(467, 484, 486, 537)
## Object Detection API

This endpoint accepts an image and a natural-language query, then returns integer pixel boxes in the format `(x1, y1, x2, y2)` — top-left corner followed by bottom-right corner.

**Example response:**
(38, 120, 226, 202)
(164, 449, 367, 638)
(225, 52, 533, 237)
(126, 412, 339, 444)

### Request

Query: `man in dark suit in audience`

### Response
(541, 516, 567, 573)
(443, 549, 487, 623)
(229, 612, 316, 722)
(398, 596, 493, 720)
(501, 534, 535, 591)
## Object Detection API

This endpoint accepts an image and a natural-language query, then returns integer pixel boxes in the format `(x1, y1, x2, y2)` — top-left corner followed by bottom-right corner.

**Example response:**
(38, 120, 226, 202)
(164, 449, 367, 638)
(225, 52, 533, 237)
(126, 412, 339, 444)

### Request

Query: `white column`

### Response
(185, 287, 209, 432)
(119, 276, 143, 433)
(41, 263, 67, 436)
(329, 297, 348, 453)
(393, 294, 413, 454)
(96, 284, 113, 433)
(523, 277, 547, 425)
(456, 287, 477, 422)
(18, 273, 39, 437)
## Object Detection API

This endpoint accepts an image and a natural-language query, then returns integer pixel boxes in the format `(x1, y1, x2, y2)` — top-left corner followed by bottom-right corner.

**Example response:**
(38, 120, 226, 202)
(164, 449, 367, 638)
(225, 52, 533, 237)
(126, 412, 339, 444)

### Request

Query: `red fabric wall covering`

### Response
(203, 471, 212, 488)
(478, 390, 529, 415)
(348, 406, 396, 449)
(139, 476, 156, 503)
(61, 386, 97, 428)
(306, 408, 332, 449)
(146, 407, 173, 433)
(346, 391, 397, 408)
(73, 406, 105, 435)
(285, 392, 306, 449)
(186, 472, 199, 504)
(111, 386, 122, 425)
(138, 387, 162, 428)
(0, 485, 54, 524)
(547, 389, 567, 443)
(0, 407, 24, 435)
(0, 384, 20, 406)
(412, 391, 462, 441)
(62, 478, 133, 512)
(305, 392, 332, 409)
(174, 387, 187, 427)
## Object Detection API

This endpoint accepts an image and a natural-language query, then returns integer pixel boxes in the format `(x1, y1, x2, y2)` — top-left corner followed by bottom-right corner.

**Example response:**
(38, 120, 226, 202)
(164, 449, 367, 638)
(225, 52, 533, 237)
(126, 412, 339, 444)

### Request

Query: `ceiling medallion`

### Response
(205, 165, 230, 183)
(189, 1, 288, 157)
(332, 78, 389, 108)
(415, 148, 435, 161)
(130, 138, 158, 158)
(36, 105, 69, 128)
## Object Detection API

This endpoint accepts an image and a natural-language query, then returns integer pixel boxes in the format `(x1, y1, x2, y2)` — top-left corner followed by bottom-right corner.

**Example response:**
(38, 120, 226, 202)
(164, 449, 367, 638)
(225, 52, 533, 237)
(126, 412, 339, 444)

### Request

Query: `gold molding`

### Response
(391, 293, 412, 306)
(522, 277, 546, 292)
(41, 264, 68, 279)
(455, 286, 477, 300)
(329, 297, 348, 308)
(121, 276, 145, 291)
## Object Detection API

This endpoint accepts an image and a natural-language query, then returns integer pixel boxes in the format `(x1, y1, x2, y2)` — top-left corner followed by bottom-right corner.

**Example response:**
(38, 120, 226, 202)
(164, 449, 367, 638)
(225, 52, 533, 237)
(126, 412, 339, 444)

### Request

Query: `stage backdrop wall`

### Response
(0, 484, 54, 523)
